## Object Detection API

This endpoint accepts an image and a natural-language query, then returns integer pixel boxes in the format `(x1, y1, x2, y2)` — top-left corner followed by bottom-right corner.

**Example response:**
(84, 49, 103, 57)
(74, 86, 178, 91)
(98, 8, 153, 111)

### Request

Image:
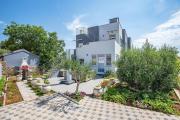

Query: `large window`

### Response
(106, 54, 111, 65)
(92, 55, 96, 65)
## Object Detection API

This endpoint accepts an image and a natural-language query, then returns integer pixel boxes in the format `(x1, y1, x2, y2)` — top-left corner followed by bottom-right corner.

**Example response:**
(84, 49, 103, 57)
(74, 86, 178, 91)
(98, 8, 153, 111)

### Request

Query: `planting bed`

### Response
(102, 85, 180, 115)
(5, 76, 23, 105)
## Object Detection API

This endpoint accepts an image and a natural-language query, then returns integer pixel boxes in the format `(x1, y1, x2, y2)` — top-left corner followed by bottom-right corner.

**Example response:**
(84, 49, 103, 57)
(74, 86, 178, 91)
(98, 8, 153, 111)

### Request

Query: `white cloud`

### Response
(66, 15, 87, 35)
(134, 10, 180, 51)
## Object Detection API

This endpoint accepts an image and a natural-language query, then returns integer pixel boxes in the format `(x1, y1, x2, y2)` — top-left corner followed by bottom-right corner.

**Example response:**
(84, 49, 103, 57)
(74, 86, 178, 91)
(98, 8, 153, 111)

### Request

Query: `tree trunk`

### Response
(75, 80, 79, 94)
(74, 73, 79, 94)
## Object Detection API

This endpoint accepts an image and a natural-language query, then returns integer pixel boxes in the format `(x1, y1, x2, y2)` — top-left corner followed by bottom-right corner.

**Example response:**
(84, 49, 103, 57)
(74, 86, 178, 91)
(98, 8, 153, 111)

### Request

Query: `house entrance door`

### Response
(97, 55, 105, 74)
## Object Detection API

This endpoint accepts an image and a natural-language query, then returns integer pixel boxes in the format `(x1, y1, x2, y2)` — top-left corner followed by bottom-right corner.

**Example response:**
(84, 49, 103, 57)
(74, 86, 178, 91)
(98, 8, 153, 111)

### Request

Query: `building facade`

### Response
(75, 18, 131, 74)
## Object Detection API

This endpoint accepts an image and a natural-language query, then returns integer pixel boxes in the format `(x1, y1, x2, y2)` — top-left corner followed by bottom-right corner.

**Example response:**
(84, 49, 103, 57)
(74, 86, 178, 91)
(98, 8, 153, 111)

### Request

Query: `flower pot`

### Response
(93, 86, 102, 96)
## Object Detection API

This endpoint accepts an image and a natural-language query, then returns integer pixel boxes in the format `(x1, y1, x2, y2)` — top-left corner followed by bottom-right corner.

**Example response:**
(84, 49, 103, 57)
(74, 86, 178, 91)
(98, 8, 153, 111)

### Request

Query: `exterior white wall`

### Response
(76, 40, 121, 73)
(99, 22, 121, 43)
(115, 41, 121, 60)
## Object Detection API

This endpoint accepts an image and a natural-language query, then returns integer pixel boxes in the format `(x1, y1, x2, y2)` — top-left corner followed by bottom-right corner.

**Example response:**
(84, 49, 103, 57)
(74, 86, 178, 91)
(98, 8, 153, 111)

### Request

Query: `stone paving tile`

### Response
(0, 94, 179, 120)
(16, 81, 38, 101)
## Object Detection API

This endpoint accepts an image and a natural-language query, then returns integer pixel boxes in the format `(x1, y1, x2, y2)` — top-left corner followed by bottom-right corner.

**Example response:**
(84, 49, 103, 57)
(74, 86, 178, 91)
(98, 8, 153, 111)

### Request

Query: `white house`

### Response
(74, 18, 131, 74)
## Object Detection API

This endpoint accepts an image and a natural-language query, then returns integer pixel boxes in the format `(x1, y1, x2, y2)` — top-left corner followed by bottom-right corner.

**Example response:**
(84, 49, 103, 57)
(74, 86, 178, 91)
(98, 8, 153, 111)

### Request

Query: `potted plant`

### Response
(93, 85, 102, 97)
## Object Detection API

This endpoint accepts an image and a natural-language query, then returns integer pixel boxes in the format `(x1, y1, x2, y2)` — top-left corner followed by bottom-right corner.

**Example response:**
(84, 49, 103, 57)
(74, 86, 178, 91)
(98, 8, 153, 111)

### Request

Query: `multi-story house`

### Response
(75, 18, 131, 74)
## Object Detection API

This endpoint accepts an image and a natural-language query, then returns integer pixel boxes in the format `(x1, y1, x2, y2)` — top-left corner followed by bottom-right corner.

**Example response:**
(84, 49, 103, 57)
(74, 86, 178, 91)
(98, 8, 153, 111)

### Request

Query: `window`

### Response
(79, 59, 84, 64)
(92, 55, 96, 65)
(109, 34, 116, 40)
(106, 54, 111, 65)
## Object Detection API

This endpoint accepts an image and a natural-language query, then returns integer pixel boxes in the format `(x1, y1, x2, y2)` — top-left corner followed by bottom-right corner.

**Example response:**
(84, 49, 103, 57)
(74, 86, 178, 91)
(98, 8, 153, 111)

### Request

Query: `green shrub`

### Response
(72, 92, 84, 102)
(142, 99, 176, 114)
(104, 70, 116, 78)
(105, 87, 119, 95)
(33, 87, 44, 96)
(44, 79, 49, 84)
(27, 83, 44, 96)
(116, 42, 179, 92)
(89, 70, 96, 79)
(109, 95, 126, 104)
(102, 87, 128, 104)
(66, 92, 85, 102)
(102, 86, 180, 115)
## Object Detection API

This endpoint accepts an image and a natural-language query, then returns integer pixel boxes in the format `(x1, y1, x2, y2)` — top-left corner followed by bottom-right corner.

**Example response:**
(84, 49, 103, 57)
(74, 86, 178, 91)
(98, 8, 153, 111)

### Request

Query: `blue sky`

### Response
(0, 0, 180, 50)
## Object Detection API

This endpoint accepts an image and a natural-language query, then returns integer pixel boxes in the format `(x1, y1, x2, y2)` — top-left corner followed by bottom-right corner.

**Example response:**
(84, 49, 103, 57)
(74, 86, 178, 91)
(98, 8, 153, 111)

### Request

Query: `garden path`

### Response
(16, 81, 38, 101)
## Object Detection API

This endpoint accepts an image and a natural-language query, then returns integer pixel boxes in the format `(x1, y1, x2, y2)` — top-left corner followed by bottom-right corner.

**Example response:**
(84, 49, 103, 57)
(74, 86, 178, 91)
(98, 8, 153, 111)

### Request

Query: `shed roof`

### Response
(1, 49, 39, 58)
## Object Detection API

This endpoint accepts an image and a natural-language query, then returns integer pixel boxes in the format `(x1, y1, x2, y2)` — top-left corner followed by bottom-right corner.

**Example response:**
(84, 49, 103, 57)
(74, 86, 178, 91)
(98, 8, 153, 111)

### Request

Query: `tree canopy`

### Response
(1, 22, 65, 70)
(0, 48, 10, 56)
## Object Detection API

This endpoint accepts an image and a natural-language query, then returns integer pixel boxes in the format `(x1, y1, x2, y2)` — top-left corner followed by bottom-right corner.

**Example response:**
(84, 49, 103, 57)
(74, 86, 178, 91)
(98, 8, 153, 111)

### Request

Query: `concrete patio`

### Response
(47, 77, 104, 94)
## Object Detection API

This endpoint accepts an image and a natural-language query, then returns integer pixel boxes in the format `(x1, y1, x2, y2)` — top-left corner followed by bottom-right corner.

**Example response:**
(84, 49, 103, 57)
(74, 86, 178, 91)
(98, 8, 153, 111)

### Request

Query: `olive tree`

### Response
(62, 59, 93, 94)
(116, 42, 179, 92)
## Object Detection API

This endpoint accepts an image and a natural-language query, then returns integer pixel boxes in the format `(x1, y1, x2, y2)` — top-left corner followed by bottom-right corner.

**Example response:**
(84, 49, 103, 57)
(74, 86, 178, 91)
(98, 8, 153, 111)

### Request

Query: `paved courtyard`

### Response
(0, 93, 179, 120)
(48, 77, 104, 94)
